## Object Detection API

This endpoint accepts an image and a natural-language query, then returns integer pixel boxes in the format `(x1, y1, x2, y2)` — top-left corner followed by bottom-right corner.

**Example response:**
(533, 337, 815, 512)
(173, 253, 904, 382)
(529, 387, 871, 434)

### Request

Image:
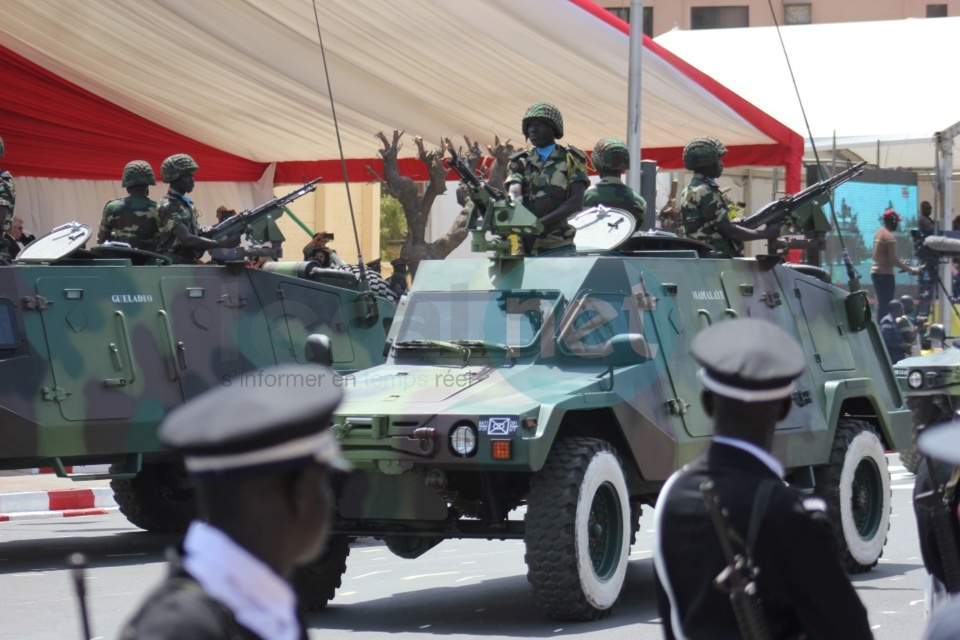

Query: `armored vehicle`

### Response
(0, 221, 395, 532)
(297, 182, 913, 620)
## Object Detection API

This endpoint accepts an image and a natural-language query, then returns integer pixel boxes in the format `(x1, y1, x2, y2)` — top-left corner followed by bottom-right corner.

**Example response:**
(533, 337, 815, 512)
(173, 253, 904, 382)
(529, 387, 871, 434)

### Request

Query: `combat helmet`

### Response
(522, 102, 564, 140)
(121, 160, 157, 188)
(592, 137, 630, 172)
(161, 154, 199, 183)
(682, 136, 727, 171)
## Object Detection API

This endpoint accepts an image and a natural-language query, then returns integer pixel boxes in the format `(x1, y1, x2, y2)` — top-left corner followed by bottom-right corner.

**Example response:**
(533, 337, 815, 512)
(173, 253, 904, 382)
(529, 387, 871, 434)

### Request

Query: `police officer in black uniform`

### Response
(654, 319, 872, 640)
(119, 364, 348, 640)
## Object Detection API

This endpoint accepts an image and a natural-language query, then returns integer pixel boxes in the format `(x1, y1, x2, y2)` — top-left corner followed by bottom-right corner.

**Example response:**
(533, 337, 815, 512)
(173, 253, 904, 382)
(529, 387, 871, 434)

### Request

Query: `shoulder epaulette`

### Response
(509, 149, 528, 162)
(565, 145, 587, 162)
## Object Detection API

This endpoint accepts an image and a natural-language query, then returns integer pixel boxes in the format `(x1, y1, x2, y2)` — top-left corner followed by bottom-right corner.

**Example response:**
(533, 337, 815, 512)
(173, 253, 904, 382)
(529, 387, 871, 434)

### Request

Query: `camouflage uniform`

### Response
(157, 190, 203, 264)
(680, 173, 742, 257)
(896, 313, 919, 357)
(582, 177, 646, 222)
(0, 169, 16, 265)
(100, 196, 162, 252)
(506, 145, 589, 252)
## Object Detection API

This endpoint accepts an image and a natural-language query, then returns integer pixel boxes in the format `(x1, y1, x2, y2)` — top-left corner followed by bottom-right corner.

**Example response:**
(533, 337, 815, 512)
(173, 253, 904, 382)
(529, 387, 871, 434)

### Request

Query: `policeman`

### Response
(98, 160, 164, 252)
(582, 137, 646, 222)
(0, 136, 17, 264)
(119, 363, 348, 639)
(505, 102, 589, 254)
(654, 319, 872, 639)
(156, 154, 239, 264)
(680, 137, 779, 257)
(389, 258, 409, 298)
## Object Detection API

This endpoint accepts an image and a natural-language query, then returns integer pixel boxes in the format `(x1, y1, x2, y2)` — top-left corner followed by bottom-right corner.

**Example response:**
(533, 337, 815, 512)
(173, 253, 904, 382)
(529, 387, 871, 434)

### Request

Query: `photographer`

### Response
(304, 231, 335, 267)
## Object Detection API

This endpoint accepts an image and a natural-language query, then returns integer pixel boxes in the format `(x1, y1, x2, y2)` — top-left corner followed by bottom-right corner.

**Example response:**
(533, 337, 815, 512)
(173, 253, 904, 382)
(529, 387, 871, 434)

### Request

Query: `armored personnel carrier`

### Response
(296, 170, 913, 621)
(0, 221, 395, 532)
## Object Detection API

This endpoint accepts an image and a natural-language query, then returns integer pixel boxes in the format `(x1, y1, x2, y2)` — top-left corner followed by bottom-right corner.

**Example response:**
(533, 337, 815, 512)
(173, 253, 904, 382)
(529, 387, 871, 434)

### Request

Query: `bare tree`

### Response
(367, 131, 514, 275)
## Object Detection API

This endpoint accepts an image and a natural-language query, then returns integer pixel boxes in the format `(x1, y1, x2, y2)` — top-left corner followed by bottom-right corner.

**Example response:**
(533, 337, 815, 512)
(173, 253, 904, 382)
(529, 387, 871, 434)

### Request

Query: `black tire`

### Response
(292, 535, 351, 611)
(899, 445, 922, 475)
(334, 264, 399, 304)
(110, 461, 195, 533)
(813, 419, 892, 573)
(524, 437, 630, 621)
(902, 397, 952, 474)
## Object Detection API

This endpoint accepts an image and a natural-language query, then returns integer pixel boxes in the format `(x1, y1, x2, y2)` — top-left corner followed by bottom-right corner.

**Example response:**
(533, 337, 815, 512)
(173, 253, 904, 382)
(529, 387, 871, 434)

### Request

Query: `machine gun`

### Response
(446, 147, 542, 256)
(203, 178, 323, 248)
(700, 480, 771, 640)
(741, 161, 866, 232)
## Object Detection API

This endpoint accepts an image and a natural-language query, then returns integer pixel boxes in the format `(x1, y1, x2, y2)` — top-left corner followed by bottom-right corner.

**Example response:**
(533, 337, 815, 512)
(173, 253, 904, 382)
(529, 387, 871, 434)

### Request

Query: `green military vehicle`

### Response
(296, 162, 913, 621)
(0, 215, 395, 533)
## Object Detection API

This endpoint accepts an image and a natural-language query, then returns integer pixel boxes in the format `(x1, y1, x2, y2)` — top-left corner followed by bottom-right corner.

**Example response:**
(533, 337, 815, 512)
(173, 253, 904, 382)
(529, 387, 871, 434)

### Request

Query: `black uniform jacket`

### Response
(655, 442, 873, 640)
(119, 563, 308, 640)
(913, 456, 960, 588)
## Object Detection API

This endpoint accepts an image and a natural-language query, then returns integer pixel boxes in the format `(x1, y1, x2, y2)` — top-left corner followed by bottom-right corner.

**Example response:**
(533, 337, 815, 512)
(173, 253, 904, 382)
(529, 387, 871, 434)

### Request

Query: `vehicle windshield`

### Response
(394, 290, 562, 349)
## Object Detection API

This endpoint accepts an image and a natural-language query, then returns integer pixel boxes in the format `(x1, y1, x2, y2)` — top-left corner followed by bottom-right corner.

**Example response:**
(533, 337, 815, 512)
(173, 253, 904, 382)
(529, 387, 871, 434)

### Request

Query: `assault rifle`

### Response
(204, 177, 322, 244)
(700, 481, 771, 640)
(446, 147, 542, 256)
(741, 161, 866, 231)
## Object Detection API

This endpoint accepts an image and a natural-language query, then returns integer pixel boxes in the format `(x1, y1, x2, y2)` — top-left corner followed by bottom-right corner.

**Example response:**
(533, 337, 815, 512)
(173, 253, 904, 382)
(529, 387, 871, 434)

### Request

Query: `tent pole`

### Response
(937, 122, 960, 326)
(625, 0, 644, 198)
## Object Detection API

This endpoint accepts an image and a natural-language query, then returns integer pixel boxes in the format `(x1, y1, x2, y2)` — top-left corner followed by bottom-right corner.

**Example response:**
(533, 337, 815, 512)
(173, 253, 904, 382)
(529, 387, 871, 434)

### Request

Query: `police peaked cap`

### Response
(160, 364, 348, 477)
(690, 319, 804, 403)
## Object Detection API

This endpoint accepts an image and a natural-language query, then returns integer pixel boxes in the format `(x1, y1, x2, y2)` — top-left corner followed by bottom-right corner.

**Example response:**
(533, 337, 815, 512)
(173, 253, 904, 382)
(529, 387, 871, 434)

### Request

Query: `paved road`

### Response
(0, 455, 929, 639)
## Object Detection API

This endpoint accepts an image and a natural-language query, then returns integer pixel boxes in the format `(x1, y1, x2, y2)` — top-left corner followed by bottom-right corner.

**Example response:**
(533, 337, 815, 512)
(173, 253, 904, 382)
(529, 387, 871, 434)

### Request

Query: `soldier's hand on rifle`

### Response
(761, 224, 782, 240)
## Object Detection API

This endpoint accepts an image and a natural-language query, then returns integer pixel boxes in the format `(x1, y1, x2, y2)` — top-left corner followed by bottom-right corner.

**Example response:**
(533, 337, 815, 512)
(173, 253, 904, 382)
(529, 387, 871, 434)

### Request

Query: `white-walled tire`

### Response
(814, 419, 891, 572)
(525, 437, 630, 620)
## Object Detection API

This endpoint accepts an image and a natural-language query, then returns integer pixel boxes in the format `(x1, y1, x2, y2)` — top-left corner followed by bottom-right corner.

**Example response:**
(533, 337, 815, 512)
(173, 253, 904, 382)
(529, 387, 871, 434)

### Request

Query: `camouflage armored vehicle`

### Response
(0, 219, 395, 533)
(295, 165, 913, 621)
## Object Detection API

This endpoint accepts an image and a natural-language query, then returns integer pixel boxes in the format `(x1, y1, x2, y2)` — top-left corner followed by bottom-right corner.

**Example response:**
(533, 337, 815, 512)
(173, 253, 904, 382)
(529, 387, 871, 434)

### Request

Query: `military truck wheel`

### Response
(110, 461, 195, 533)
(524, 437, 630, 621)
(901, 398, 951, 474)
(814, 419, 891, 573)
(335, 265, 399, 304)
(292, 535, 351, 611)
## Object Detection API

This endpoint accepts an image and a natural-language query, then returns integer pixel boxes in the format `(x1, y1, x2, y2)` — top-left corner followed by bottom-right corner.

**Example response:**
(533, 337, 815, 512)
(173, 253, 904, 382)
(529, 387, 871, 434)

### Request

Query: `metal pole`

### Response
(625, 0, 644, 197)
(940, 131, 955, 325)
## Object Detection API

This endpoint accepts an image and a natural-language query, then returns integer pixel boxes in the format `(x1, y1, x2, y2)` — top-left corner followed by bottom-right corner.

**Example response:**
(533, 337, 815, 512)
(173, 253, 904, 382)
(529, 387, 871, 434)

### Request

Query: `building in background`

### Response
(597, 0, 957, 37)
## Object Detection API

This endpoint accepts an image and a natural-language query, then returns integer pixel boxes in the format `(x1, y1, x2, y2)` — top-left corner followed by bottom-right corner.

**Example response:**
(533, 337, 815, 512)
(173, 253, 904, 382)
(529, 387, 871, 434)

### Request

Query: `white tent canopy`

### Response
(655, 17, 960, 172)
(0, 0, 801, 236)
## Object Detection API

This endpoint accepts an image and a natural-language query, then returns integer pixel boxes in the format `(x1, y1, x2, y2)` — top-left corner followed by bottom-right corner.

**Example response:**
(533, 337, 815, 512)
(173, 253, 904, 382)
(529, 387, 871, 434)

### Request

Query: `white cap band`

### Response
(184, 429, 350, 473)
(697, 368, 795, 403)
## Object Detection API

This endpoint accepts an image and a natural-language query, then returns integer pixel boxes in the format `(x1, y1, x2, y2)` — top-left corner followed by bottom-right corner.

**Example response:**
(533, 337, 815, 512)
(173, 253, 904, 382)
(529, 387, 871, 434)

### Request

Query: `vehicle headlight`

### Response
(908, 371, 924, 389)
(450, 422, 478, 457)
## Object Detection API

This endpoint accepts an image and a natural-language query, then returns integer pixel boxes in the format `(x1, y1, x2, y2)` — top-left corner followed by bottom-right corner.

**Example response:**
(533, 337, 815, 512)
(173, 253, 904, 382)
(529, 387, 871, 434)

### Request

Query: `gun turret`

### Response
(741, 161, 866, 232)
(447, 148, 542, 256)
(204, 178, 322, 245)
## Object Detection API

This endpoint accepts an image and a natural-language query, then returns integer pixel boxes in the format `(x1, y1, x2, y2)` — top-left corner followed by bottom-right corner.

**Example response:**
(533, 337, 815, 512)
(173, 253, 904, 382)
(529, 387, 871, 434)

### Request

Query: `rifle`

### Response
(204, 178, 323, 244)
(740, 161, 865, 232)
(915, 465, 960, 592)
(700, 480, 772, 640)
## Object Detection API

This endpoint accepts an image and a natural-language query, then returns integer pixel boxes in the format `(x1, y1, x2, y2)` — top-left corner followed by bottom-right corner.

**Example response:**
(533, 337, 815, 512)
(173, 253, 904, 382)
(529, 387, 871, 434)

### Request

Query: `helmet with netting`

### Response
(592, 137, 630, 172)
(522, 102, 564, 140)
(682, 136, 728, 171)
(121, 160, 157, 188)
(161, 154, 199, 183)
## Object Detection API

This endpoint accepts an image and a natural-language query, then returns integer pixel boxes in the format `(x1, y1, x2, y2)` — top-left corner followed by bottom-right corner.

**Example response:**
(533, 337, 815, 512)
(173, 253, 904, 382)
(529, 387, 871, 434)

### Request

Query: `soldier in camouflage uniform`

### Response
(98, 160, 164, 252)
(505, 103, 589, 254)
(582, 137, 646, 222)
(680, 137, 779, 257)
(0, 136, 17, 264)
(156, 154, 239, 264)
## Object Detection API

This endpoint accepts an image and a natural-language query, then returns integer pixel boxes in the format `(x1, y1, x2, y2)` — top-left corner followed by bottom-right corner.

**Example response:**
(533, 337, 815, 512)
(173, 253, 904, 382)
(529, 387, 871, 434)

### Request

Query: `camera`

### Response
(319, 232, 334, 241)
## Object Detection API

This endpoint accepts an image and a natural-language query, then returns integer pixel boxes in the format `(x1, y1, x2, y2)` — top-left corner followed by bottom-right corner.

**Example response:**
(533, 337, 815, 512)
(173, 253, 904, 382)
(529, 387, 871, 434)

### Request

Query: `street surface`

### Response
(0, 455, 928, 639)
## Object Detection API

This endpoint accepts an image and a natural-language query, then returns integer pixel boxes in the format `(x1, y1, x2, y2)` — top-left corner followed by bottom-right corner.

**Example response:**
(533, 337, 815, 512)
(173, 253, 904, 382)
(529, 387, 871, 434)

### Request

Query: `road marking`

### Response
(359, 548, 386, 553)
(871, 625, 882, 629)
(351, 571, 391, 579)
(338, 591, 357, 597)
(455, 575, 484, 583)
(461, 560, 477, 564)
(402, 571, 459, 580)
(910, 599, 925, 606)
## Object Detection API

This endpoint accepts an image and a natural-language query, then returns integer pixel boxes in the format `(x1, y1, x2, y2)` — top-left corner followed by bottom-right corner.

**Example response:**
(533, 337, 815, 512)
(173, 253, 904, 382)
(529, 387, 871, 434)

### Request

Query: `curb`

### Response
(0, 487, 118, 522)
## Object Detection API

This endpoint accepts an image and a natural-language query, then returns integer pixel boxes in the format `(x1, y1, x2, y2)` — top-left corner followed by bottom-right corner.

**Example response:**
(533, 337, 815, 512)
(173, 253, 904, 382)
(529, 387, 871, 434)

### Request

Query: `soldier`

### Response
(679, 137, 779, 257)
(654, 318, 872, 639)
(0, 136, 17, 265)
(389, 258, 409, 298)
(582, 137, 646, 222)
(303, 231, 335, 266)
(98, 160, 164, 252)
(505, 102, 589, 254)
(119, 363, 348, 639)
(156, 154, 239, 264)
(898, 294, 921, 356)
